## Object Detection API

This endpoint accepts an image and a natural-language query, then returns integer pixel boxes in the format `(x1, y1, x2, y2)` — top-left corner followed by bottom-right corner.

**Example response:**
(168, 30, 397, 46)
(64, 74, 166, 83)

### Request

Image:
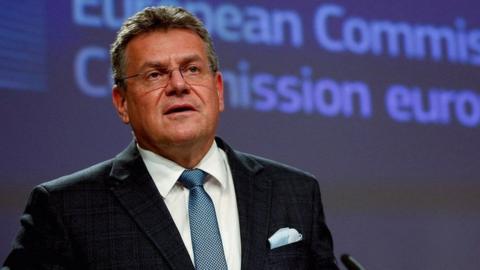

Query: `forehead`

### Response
(124, 29, 208, 70)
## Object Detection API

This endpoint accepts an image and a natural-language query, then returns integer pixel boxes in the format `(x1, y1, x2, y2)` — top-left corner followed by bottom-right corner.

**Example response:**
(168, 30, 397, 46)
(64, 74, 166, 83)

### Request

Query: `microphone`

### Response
(340, 254, 366, 270)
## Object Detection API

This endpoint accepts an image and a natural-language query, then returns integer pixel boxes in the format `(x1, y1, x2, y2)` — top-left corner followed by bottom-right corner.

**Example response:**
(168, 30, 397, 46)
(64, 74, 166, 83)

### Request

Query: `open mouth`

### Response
(164, 104, 196, 115)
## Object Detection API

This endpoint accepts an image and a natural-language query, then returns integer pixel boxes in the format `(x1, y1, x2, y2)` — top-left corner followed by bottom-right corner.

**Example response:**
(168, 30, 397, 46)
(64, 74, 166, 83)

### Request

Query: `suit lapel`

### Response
(108, 142, 194, 270)
(107, 139, 271, 269)
(217, 138, 272, 270)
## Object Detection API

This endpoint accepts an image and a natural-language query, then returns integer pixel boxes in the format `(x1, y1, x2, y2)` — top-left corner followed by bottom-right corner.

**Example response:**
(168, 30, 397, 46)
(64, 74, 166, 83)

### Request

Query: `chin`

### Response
(167, 131, 205, 145)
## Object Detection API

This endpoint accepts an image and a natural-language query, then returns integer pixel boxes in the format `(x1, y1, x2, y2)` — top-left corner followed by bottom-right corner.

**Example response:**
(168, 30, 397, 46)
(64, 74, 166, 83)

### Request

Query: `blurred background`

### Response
(1, 0, 479, 268)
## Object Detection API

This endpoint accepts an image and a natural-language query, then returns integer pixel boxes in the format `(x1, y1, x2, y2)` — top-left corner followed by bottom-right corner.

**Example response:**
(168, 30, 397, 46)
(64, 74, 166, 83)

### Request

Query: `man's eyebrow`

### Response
(139, 61, 168, 71)
(138, 54, 204, 70)
(179, 54, 203, 64)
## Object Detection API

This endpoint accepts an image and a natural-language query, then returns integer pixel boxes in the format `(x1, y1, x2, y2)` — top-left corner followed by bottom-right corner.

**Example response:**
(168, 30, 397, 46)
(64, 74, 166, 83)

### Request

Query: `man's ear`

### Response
(112, 85, 130, 124)
(215, 71, 225, 112)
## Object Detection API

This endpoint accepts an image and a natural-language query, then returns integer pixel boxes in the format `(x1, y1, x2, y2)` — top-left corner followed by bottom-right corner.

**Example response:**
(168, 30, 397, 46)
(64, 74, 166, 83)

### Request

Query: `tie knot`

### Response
(179, 169, 207, 189)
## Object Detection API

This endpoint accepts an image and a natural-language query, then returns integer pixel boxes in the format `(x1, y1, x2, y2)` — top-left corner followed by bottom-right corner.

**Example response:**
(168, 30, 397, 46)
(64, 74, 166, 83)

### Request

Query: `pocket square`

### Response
(268, 227, 303, 250)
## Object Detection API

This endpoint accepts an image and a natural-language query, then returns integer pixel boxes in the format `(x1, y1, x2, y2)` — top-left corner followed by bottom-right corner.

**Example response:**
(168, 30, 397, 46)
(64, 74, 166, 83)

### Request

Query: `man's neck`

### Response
(139, 138, 215, 169)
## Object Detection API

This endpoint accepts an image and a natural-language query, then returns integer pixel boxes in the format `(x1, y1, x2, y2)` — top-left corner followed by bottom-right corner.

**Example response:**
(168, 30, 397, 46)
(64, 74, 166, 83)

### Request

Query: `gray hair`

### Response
(110, 6, 219, 87)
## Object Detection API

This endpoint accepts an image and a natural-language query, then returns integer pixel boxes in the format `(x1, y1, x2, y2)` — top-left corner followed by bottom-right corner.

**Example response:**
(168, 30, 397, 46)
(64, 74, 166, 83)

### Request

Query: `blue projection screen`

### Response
(1, 0, 479, 269)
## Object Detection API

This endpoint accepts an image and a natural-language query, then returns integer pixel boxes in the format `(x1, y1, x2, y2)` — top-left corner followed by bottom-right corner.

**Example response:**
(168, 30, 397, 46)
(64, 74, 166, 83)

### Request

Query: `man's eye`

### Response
(144, 70, 166, 81)
(185, 65, 200, 74)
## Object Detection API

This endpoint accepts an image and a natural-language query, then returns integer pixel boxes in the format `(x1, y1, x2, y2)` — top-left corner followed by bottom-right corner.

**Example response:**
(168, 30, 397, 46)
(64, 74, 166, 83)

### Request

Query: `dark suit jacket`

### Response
(3, 138, 338, 270)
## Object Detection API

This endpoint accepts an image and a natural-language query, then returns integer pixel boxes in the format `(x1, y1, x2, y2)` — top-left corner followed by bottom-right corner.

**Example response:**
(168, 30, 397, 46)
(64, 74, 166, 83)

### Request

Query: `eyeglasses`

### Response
(116, 63, 213, 90)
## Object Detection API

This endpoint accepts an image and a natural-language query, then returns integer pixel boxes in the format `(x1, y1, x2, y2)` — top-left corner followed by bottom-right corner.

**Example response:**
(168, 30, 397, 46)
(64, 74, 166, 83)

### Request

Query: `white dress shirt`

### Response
(138, 141, 241, 270)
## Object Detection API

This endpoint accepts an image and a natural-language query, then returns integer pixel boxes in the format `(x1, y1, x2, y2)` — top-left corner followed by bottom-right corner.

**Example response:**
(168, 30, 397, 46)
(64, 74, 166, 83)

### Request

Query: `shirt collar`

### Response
(137, 141, 228, 198)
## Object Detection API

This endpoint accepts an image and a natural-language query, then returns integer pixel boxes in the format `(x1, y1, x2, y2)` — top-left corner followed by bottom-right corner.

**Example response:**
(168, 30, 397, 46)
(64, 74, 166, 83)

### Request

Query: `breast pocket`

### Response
(266, 241, 309, 270)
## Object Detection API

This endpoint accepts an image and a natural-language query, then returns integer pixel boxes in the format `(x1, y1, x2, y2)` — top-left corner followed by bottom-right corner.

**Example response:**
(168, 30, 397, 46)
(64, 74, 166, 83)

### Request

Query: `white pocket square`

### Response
(268, 227, 303, 250)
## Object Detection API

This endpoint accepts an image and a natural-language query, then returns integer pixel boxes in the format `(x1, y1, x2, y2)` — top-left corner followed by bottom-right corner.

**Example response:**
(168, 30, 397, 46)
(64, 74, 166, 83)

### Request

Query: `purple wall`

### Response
(1, 0, 479, 268)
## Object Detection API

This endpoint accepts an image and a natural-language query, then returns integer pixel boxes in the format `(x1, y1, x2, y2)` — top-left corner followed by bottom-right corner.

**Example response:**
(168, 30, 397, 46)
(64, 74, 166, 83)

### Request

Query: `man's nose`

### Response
(165, 69, 189, 96)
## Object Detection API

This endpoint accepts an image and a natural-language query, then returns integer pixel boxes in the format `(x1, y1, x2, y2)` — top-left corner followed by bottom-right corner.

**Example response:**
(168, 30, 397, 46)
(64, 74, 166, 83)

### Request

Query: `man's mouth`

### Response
(164, 104, 196, 115)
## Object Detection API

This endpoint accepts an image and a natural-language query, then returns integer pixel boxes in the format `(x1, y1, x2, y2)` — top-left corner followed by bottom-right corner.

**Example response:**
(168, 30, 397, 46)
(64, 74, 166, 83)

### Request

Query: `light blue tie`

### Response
(178, 169, 228, 270)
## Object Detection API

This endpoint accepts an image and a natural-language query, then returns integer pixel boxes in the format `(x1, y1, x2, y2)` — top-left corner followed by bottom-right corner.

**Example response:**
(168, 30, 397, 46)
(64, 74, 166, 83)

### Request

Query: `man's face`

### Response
(112, 29, 224, 154)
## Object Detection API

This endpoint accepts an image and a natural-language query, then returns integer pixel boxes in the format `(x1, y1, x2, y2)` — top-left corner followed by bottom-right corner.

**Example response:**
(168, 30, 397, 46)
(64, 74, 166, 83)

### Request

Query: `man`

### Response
(3, 6, 338, 270)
